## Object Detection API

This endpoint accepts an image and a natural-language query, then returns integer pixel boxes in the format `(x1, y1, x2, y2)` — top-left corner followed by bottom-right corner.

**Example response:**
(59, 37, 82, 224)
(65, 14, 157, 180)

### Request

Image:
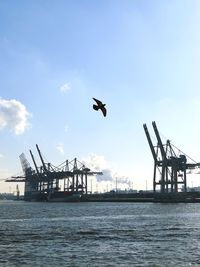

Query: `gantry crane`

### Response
(6, 144, 103, 201)
(143, 121, 200, 193)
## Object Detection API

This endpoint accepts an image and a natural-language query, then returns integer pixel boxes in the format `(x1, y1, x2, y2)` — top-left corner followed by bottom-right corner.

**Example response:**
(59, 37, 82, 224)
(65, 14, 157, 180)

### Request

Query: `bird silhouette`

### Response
(92, 98, 107, 117)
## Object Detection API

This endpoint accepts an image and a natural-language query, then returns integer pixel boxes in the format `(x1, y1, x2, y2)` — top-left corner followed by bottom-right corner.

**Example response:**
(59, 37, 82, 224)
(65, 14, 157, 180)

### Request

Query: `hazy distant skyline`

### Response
(1, 0, 200, 193)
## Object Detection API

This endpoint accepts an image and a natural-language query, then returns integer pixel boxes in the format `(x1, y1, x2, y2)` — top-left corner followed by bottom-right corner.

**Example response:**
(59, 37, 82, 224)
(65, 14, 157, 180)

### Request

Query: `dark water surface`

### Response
(1, 201, 200, 266)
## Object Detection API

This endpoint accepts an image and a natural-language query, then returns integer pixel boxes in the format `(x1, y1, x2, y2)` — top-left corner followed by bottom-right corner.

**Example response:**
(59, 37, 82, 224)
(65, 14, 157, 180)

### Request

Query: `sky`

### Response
(1, 0, 200, 194)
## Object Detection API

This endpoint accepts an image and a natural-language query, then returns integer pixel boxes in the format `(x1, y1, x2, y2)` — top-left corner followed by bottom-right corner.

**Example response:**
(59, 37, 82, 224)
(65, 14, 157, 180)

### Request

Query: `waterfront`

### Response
(1, 201, 200, 266)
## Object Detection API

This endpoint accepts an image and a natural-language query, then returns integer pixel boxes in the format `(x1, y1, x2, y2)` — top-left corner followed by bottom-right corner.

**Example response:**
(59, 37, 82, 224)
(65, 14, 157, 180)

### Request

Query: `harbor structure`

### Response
(143, 121, 200, 193)
(6, 144, 102, 201)
(4, 122, 200, 203)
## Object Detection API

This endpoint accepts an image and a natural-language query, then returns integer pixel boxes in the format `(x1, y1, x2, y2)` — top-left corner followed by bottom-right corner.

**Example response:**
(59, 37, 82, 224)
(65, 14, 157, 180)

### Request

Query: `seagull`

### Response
(92, 98, 107, 117)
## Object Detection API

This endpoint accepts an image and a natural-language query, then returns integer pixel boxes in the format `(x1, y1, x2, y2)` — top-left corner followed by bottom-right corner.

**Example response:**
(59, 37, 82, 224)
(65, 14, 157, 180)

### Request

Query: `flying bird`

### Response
(92, 98, 107, 117)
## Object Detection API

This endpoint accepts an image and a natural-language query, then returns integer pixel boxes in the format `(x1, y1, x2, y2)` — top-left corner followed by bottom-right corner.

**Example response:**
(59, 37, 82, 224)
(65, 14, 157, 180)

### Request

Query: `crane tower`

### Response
(143, 121, 200, 193)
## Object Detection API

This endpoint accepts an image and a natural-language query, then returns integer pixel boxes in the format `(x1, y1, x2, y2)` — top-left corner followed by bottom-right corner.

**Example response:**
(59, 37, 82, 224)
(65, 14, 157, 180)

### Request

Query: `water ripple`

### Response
(1, 201, 200, 266)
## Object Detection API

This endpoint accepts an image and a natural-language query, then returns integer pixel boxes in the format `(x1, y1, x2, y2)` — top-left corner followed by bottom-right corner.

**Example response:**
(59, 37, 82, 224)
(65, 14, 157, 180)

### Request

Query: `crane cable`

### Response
(171, 143, 197, 163)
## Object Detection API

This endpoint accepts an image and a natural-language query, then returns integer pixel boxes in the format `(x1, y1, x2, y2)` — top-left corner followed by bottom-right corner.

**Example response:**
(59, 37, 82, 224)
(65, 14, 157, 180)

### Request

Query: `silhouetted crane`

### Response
(143, 121, 200, 193)
(5, 145, 103, 201)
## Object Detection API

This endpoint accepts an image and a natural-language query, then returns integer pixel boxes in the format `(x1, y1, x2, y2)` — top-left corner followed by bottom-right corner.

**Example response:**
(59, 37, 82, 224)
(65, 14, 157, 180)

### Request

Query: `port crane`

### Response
(6, 144, 103, 200)
(143, 121, 200, 193)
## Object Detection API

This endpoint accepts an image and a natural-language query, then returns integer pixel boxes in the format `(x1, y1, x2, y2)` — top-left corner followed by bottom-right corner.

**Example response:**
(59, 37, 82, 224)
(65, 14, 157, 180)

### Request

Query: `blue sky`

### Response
(1, 0, 200, 193)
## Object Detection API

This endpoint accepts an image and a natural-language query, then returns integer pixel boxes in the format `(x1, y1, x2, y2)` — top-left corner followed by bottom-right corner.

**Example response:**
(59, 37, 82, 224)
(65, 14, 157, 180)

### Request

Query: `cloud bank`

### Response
(82, 153, 131, 185)
(0, 98, 31, 134)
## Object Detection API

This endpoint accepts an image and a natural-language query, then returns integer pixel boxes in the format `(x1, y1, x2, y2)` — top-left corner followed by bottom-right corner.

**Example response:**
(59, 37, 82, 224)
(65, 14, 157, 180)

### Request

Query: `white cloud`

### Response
(0, 154, 4, 158)
(82, 153, 131, 185)
(82, 154, 113, 181)
(56, 143, 64, 154)
(82, 154, 108, 171)
(116, 176, 131, 186)
(59, 83, 71, 93)
(0, 98, 31, 135)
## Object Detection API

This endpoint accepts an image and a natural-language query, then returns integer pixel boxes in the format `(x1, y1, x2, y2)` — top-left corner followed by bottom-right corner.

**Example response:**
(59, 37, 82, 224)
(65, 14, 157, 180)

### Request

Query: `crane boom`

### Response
(152, 121, 167, 160)
(30, 149, 40, 176)
(36, 144, 48, 173)
(143, 124, 157, 162)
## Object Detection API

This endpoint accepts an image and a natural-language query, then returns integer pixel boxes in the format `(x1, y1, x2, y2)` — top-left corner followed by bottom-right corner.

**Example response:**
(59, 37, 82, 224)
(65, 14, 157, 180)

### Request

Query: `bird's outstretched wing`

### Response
(101, 106, 107, 117)
(93, 98, 102, 105)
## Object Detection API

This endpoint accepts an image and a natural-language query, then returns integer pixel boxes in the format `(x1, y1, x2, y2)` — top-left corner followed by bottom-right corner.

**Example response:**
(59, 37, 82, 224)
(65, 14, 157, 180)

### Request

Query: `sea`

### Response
(0, 201, 200, 267)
